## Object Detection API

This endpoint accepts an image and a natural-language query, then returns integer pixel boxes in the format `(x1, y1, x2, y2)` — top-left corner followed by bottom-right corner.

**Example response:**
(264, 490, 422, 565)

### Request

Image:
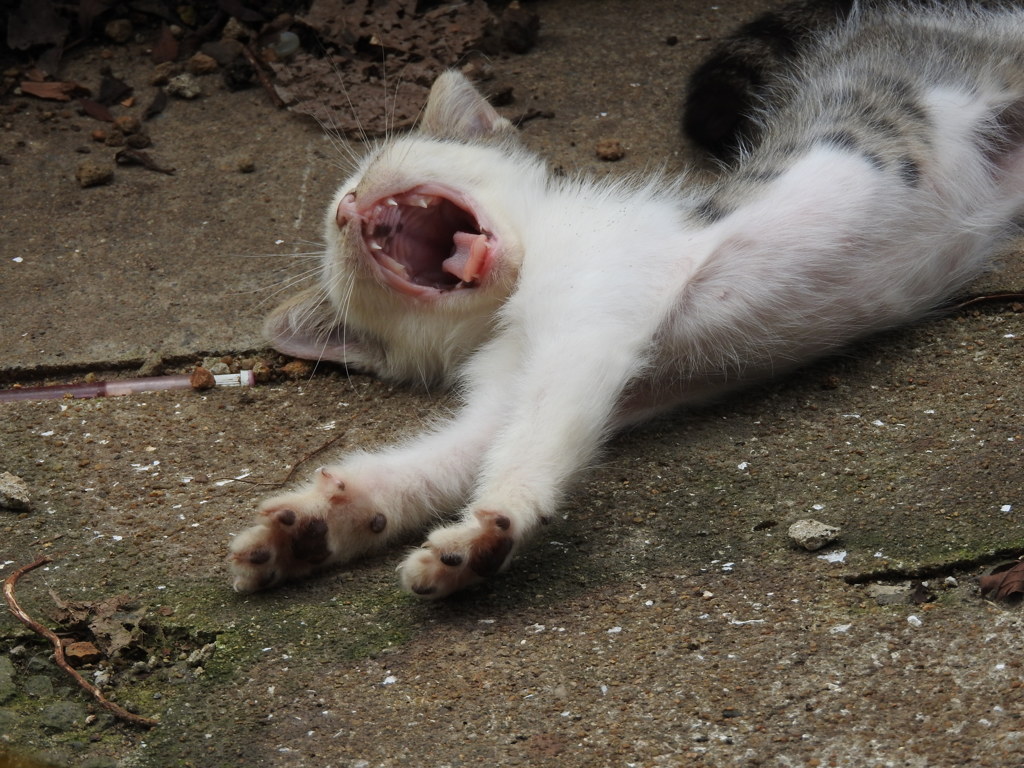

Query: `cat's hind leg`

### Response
(396, 319, 657, 598)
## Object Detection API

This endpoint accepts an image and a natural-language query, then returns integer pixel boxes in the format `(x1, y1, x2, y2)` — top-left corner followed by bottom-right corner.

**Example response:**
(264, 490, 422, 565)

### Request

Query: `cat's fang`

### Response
(377, 252, 410, 278)
(405, 193, 439, 208)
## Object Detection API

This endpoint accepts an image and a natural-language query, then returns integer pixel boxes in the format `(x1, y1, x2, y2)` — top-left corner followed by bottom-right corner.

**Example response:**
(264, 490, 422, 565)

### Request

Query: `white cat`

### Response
(229, 5, 1024, 597)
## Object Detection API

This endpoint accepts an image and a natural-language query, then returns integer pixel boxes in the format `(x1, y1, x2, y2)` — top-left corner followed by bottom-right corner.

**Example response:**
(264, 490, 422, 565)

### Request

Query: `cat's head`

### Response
(264, 71, 545, 386)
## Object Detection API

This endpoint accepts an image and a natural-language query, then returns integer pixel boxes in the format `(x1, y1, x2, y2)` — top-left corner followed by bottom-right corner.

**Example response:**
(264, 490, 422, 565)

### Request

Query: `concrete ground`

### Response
(1, 1, 1023, 766)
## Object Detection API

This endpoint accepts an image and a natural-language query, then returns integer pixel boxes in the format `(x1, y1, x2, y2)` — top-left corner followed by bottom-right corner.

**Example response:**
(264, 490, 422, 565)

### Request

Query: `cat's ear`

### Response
(263, 287, 382, 372)
(419, 70, 513, 141)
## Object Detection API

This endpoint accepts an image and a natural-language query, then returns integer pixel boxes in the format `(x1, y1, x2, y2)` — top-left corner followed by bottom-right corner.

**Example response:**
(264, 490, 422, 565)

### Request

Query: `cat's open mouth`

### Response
(344, 185, 495, 298)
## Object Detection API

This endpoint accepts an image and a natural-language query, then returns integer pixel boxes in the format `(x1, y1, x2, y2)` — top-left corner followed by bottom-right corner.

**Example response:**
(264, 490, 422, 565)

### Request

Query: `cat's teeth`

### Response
(386, 197, 399, 206)
(369, 240, 384, 251)
(404, 193, 438, 208)
(377, 253, 409, 277)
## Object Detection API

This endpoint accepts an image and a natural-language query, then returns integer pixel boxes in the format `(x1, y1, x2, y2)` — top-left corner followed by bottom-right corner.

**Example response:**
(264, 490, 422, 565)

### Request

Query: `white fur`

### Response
(230, 7, 1024, 597)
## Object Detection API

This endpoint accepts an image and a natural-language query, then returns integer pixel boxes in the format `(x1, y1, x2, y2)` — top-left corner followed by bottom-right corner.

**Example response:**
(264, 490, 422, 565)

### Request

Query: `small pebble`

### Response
(200, 357, 231, 375)
(187, 52, 219, 75)
(865, 583, 913, 606)
(150, 61, 180, 86)
(104, 19, 134, 44)
(787, 519, 840, 551)
(219, 153, 255, 173)
(271, 31, 301, 59)
(24, 674, 54, 698)
(65, 641, 103, 666)
(124, 132, 152, 149)
(113, 115, 142, 135)
(167, 73, 202, 100)
(190, 367, 217, 390)
(75, 160, 114, 188)
(40, 701, 87, 731)
(0, 657, 15, 703)
(595, 138, 625, 161)
(0, 471, 31, 510)
(221, 17, 253, 41)
(281, 359, 313, 378)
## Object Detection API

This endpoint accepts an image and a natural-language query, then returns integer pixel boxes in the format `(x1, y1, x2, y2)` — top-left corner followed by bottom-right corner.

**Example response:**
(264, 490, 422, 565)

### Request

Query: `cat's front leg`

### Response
(397, 331, 649, 598)
(397, 508, 525, 597)
(228, 416, 498, 592)
(228, 462, 401, 592)
(228, 340, 521, 592)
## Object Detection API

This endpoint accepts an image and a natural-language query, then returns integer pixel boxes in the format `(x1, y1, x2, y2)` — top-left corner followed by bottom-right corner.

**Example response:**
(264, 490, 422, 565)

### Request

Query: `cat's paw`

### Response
(227, 468, 389, 592)
(397, 510, 516, 599)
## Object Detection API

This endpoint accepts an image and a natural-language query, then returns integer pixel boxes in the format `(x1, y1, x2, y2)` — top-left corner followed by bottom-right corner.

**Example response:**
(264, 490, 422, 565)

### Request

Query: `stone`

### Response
(40, 701, 87, 730)
(787, 519, 840, 551)
(0, 656, 15, 703)
(167, 73, 202, 100)
(595, 139, 625, 161)
(187, 52, 219, 75)
(65, 641, 103, 666)
(104, 19, 134, 44)
(75, 160, 114, 188)
(0, 471, 31, 510)
(24, 674, 54, 698)
(866, 583, 914, 606)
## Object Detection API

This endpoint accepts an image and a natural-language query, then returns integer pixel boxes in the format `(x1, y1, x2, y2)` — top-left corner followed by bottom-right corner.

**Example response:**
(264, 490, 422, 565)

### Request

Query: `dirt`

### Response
(1, 1, 1023, 767)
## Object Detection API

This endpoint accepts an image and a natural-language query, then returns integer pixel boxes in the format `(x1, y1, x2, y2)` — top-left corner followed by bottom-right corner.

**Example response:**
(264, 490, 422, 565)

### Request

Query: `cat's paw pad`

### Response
(398, 510, 515, 599)
(227, 468, 389, 592)
(228, 503, 333, 592)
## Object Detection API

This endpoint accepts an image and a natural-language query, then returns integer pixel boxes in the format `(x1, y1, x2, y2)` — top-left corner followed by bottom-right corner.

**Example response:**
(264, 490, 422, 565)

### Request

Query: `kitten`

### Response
(228, 5, 1024, 598)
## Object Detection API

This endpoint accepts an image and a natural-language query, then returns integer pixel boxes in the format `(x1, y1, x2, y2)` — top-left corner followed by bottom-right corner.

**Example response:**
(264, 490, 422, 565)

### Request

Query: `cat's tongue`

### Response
(442, 231, 488, 283)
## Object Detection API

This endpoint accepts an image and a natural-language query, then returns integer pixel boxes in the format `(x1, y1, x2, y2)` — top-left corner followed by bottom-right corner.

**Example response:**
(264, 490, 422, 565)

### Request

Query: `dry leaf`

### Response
(115, 148, 175, 175)
(78, 98, 114, 122)
(152, 25, 179, 64)
(20, 80, 85, 101)
(88, 597, 147, 656)
(97, 74, 132, 106)
(143, 89, 168, 121)
(49, 593, 147, 656)
(979, 560, 1024, 602)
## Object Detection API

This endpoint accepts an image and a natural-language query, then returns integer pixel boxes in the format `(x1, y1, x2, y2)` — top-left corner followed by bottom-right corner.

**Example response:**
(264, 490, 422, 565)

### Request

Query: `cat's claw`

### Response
(398, 510, 516, 598)
(228, 468, 389, 592)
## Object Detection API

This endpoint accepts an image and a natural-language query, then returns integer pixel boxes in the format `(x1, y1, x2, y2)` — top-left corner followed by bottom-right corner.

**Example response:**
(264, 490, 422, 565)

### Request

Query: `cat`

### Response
(228, 4, 1024, 598)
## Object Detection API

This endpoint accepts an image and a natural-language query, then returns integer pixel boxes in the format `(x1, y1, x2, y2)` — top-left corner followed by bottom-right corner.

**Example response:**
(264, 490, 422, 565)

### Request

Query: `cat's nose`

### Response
(336, 191, 358, 228)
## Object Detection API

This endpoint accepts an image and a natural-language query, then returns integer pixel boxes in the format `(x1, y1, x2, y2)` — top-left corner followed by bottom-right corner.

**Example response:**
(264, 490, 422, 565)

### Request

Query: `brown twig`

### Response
(284, 432, 349, 484)
(203, 433, 348, 493)
(945, 291, 1024, 311)
(2, 557, 158, 728)
(242, 44, 286, 109)
(511, 107, 555, 127)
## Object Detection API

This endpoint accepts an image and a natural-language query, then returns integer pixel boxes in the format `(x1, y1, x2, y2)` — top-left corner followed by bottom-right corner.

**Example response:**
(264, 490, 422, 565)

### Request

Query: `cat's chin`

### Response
(338, 183, 500, 301)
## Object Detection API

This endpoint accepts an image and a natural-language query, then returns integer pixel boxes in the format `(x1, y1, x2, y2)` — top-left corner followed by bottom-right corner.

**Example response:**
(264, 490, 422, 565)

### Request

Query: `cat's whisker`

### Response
(233, 265, 325, 307)
(238, 251, 324, 260)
